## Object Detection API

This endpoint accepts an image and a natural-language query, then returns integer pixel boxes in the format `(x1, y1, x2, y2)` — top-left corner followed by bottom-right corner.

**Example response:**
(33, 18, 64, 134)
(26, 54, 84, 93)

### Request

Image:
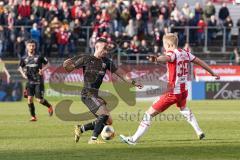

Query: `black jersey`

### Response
(71, 55, 117, 96)
(19, 55, 48, 83)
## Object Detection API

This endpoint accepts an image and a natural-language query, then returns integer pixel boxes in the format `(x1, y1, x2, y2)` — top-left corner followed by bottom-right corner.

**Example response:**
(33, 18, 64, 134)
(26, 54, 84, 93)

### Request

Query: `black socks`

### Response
(92, 114, 109, 139)
(81, 121, 96, 133)
(28, 103, 35, 117)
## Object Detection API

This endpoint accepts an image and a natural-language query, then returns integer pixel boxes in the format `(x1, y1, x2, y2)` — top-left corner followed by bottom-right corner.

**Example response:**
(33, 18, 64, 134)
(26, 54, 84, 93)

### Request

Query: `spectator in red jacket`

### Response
(71, 0, 82, 19)
(17, 0, 31, 19)
(197, 18, 206, 45)
(57, 26, 70, 57)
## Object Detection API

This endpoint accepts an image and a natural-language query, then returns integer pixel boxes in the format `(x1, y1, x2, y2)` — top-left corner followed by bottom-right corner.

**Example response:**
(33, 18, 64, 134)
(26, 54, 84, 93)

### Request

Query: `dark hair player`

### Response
(18, 39, 53, 121)
(63, 38, 143, 144)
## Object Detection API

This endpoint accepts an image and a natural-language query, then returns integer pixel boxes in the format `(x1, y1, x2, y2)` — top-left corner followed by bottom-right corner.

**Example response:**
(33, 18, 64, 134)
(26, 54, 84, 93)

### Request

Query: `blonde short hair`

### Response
(163, 33, 178, 47)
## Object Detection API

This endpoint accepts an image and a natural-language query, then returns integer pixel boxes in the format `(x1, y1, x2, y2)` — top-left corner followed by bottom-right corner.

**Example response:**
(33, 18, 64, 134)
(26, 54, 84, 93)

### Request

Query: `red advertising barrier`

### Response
(194, 65, 240, 81)
(43, 66, 110, 83)
(42, 64, 168, 100)
(43, 65, 167, 83)
(212, 0, 234, 3)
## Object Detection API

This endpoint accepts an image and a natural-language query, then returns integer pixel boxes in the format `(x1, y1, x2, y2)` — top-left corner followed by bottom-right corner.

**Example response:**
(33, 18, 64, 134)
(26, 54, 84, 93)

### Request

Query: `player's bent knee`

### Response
(97, 114, 109, 125)
(36, 98, 42, 103)
(106, 116, 113, 125)
(37, 98, 44, 103)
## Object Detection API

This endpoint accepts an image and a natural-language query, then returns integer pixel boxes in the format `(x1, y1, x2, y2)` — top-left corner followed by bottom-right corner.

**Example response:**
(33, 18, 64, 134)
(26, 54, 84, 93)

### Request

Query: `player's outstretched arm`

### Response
(63, 55, 85, 72)
(63, 58, 75, 73)
(147, 55, 171, 63)
(192, 57, 220, 80)
(113, 68, 143, 89)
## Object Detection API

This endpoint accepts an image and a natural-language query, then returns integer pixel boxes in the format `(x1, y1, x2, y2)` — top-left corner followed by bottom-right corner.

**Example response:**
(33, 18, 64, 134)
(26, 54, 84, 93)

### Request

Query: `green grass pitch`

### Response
(0, 99, 240, 160)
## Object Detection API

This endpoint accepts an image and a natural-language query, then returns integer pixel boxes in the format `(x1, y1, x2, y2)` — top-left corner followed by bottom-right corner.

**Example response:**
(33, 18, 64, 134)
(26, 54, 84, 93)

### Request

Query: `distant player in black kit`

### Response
(63, 38, 143, 144)
(18, 39, 53, 121)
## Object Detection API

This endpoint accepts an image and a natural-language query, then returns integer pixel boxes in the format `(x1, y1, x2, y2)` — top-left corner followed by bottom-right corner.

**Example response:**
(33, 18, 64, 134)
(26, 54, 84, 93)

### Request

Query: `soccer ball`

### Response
(101, 125, 115, 140)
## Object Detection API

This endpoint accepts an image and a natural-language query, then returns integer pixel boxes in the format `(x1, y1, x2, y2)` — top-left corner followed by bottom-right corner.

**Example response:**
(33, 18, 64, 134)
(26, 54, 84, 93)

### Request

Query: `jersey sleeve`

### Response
(40, 56, 48, 65)
(71, 55, 86, 69)
(19, 59, 25, 68)
(188, 52, 196, 62)
(107, 59, 118, 73)
(165, 51, 176, 62)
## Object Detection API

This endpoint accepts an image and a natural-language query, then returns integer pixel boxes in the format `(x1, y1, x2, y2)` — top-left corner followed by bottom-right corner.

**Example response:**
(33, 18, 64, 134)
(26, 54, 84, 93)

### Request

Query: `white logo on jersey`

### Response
(34, 57, 38, 62)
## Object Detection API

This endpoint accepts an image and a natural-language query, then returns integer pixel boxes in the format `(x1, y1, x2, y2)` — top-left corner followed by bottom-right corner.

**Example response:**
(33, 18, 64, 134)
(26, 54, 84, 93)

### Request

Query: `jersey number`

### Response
(177, 60, 189, 77)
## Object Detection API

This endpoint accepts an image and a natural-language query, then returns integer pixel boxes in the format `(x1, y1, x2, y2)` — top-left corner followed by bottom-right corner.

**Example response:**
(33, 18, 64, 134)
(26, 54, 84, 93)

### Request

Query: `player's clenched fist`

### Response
(146, 55, 158, 63)
(63, 59, 75, 72)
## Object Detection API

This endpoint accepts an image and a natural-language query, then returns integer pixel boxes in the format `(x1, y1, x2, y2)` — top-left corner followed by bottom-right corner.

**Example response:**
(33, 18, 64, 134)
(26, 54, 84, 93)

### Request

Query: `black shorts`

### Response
(81, 95, 106, 115)
(26, 82, 44, 99)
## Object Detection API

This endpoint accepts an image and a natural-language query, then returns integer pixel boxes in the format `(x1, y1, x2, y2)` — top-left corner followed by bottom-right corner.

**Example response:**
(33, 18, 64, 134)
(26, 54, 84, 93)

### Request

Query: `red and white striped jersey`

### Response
(165, 48, 196, 94)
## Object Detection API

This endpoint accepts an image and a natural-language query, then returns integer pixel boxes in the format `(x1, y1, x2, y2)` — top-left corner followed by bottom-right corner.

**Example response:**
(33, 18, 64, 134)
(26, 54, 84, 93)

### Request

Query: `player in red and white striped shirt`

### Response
(120, 33, 220, 145)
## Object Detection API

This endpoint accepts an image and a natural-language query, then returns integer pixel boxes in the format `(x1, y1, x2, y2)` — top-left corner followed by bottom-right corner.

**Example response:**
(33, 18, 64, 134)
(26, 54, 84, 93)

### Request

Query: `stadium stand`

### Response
(0, 0, 239, 81)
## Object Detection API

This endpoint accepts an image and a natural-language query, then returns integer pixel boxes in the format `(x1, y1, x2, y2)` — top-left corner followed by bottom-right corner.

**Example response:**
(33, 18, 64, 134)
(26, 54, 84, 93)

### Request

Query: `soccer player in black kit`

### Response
(18, 40, 53, 121)
(63, 38, 143, 144)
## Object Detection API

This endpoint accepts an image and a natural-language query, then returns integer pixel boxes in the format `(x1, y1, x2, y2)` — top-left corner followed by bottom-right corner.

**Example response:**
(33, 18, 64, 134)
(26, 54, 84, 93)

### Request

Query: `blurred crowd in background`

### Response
(0, 0, 239, 59)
